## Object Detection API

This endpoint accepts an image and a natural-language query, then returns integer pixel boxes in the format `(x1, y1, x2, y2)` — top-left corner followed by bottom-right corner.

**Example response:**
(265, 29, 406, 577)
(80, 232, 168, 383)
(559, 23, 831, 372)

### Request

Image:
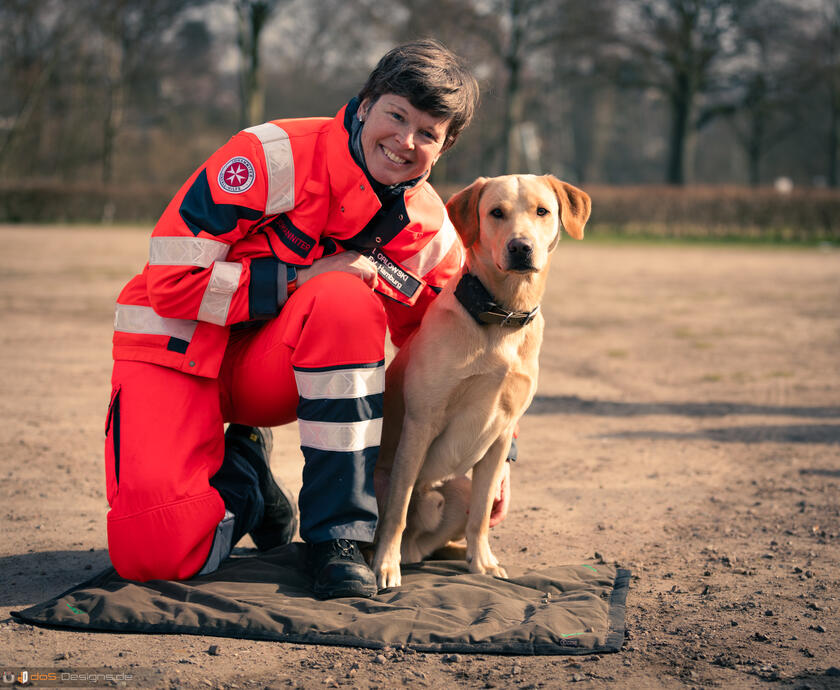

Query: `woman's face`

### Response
(358, 94, 451, 186)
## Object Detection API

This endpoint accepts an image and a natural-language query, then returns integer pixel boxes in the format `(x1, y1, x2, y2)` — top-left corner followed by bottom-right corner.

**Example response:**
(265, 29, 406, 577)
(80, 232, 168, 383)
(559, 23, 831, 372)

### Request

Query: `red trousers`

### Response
(105, 272, 386, 581)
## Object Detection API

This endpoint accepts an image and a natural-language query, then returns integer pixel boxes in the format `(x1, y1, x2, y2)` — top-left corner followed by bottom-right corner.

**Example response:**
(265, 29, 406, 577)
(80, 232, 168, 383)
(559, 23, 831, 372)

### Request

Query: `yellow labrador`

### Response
(372, 174, 591, 589)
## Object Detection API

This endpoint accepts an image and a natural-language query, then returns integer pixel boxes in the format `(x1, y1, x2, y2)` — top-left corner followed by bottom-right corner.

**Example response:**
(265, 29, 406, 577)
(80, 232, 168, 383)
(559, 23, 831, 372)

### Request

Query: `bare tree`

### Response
(0, 0, 81, 171)
(615, 0, 757, 185)
(88, 0, 211, 190)
(813, 0, 840, 186)
(236, 0, 299, 128)
(715, 0, 808, 185)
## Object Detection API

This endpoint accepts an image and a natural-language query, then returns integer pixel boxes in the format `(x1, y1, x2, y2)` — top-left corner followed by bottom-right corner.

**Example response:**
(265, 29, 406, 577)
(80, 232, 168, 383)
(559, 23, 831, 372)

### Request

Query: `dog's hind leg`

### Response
(410, 475, 470, 561)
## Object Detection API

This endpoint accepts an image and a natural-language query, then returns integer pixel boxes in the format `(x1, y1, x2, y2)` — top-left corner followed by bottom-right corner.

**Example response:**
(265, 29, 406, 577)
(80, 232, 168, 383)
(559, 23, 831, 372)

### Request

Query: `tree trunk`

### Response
(829, 80, 839, 188)
(238, 1, 272, 129)
(101, 35, 125, 221)
(667, 73, 692, 185)
(747, 109, 763, 187)
(500, 0, 523, 173)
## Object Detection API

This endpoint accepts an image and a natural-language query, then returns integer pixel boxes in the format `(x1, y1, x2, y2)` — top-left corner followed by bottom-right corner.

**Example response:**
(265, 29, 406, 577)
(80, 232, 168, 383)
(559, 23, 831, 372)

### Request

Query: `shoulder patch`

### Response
(218, 156, 256, 194)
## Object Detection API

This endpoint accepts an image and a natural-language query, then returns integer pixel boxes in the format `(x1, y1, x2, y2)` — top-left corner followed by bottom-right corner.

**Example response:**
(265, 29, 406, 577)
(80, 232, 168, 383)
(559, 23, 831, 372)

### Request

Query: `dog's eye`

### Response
(536, 207, 549, 216)
(489, 208, 504, 219)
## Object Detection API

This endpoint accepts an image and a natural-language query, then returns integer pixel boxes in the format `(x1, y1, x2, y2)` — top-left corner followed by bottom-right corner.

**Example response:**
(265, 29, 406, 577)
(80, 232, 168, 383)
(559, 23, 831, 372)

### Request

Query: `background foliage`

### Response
(1, 0, 839, 236)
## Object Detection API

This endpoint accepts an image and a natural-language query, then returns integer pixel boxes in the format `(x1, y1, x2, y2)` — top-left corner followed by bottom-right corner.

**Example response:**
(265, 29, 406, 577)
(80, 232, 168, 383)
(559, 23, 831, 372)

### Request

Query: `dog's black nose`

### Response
(507, 238, 533, 256)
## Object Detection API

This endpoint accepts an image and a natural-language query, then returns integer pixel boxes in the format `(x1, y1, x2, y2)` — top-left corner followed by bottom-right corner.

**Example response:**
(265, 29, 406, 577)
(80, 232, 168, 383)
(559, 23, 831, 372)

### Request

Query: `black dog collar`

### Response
(454, 273, 540, 327)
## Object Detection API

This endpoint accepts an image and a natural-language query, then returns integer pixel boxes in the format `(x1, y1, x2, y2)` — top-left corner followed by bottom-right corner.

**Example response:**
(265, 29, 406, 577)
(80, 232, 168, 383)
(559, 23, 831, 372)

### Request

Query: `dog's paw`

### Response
(372, 550, 402, 590)
(466, 544, 508, 579)
(485, 563, 508, 579)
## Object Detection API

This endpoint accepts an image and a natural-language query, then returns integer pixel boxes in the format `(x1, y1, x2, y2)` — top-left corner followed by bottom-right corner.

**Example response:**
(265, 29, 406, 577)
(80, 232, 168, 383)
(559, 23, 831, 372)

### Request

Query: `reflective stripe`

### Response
(245, 123, 295, 215)
(114, 304, 198, 342)
(294, 365, 385, 400)
(198, 509, 234, 576)
(149, 236, 229, 267)
(197, 261, 242, 326)
(298, 418, 382, 452)
(401, 213, 459, 278)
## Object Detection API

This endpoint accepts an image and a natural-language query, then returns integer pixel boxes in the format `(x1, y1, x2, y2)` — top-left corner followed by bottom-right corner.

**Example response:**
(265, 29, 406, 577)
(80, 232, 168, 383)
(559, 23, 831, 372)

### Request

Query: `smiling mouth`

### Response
(381, 145, 408, 165)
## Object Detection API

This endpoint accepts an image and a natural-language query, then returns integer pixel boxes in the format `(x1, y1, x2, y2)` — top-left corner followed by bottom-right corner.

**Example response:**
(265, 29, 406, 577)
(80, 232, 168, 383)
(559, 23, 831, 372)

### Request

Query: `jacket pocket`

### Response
(104, 385, 121, 504)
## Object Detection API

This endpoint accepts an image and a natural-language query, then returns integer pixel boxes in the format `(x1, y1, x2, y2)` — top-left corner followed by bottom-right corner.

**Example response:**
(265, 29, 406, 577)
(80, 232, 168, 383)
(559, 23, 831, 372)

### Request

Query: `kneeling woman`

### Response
(105, 40, 478, 598)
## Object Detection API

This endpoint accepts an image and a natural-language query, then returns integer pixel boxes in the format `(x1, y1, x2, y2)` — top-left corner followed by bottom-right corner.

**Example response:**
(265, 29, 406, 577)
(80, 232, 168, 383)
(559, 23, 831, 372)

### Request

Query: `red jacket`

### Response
(113, 103, 464, 378)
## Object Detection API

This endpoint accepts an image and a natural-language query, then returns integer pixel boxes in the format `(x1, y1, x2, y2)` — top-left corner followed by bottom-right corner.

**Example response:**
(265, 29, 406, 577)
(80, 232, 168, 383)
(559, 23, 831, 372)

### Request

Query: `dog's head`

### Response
(446, 175, 591, 276)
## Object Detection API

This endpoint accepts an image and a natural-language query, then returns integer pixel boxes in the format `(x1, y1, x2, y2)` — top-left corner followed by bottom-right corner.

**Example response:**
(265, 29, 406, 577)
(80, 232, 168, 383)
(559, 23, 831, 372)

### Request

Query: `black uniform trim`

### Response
(261, 214, 316, 259)
(166, 337, 190, 354)
(292, 359, 385, 373)
(179, 169, 262, 237)
(248, 256, 280, 319)
(297, 393, 384, 424)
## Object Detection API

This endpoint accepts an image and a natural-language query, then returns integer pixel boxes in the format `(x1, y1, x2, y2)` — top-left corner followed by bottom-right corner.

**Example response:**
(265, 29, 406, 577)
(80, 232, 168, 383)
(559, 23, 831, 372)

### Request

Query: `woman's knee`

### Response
(287, 272, 386, 367)
(107, 490, 225, 581)
(303, 271, 386, 328)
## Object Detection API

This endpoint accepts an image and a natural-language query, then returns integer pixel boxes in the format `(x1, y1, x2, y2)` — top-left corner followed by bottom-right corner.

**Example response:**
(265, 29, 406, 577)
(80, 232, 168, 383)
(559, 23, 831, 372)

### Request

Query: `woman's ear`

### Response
(545, 176, 591, 240)
(445, 177, 488, 248)
(358, 97, 371, 122)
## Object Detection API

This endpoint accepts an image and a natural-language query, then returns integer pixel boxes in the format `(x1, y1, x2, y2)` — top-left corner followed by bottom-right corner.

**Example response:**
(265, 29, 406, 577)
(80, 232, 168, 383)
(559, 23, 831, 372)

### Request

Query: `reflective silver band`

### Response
(401, 213, 460, 278)
(114, 304, 198, 342)
(245, 123, 295, 215)
(197, 261, 242, 326)
(298, 418, 383, 453)
(294, 365, 385, 400)
(149, 236, 229, 267)
(197, 509, 234, 576)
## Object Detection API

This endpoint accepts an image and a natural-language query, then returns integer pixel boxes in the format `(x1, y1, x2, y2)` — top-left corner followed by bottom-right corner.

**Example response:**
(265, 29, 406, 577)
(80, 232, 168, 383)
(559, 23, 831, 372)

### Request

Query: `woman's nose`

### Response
(396, 129, 414, 149)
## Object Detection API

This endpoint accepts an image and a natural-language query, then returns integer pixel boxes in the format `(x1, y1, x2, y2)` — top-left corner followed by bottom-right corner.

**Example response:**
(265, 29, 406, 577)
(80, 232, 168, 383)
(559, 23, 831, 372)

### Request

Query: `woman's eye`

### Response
(390, 112, 404, 121)
(536, 207, 549, 216)
(490, 208, 504, 219)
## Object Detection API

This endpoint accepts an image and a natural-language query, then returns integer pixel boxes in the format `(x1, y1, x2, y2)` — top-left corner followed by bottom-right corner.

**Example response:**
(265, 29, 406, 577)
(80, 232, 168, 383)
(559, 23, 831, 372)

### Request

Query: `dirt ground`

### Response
(1, 224, 838, 689)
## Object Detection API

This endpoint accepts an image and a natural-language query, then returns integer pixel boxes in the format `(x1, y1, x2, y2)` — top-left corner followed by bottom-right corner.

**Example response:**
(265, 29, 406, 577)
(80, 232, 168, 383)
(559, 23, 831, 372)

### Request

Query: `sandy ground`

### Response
(0, 224, 838, 689)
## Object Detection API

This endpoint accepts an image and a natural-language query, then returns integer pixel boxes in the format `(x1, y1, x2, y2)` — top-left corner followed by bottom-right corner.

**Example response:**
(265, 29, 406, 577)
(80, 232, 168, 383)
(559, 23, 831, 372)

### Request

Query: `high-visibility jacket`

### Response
(113, 102, 464, 378)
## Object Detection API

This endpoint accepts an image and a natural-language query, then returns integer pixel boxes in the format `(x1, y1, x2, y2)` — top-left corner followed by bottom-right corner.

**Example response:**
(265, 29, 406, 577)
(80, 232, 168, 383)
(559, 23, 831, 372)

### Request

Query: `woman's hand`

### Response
(489, 461, 511, 528)
(297, 251, 378, 289)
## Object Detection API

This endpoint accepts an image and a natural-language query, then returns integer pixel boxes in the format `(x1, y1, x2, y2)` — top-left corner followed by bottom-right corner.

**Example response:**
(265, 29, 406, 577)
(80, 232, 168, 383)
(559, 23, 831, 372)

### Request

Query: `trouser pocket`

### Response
(104, 385, 121, 504)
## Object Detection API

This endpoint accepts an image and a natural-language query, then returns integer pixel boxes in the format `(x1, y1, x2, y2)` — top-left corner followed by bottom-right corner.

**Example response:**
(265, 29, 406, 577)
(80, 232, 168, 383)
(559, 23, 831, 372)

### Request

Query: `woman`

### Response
(104, 40, 483, 598)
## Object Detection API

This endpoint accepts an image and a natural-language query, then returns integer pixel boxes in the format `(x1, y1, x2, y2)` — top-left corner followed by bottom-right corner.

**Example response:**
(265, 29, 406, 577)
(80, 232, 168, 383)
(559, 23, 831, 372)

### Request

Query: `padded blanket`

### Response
(12, 544, 630, 655)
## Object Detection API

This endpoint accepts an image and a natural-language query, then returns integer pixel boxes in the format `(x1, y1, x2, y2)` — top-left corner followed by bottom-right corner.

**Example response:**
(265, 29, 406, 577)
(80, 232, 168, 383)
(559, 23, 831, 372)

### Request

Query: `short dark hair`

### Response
(358, 39, 479, 152)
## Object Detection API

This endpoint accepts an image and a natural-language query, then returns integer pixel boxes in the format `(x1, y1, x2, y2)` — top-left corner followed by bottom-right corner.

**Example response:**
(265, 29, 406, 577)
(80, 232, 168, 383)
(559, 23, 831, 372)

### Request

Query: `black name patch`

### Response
(366, 248, 421, 299)
(268, 214, 315, 259)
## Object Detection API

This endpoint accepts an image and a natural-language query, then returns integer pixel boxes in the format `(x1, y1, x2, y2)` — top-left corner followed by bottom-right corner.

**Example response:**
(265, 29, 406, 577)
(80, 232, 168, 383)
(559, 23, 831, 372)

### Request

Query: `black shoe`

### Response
(225, 424, 299, 551)
(310, 539, 377, 599)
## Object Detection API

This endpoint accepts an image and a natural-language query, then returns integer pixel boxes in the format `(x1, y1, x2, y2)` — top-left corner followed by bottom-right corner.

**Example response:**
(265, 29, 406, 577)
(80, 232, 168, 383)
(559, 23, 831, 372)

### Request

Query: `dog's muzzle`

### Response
(505, 237, 537, 272)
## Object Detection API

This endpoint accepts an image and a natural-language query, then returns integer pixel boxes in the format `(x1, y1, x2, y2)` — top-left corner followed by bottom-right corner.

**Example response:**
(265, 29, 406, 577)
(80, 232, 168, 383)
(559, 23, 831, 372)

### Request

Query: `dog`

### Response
(372, 174, 591, 589)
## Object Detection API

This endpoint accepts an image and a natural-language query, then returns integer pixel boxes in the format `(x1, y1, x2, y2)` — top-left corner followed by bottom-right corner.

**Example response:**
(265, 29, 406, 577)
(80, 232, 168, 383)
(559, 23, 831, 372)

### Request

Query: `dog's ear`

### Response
(446, 177, 488, 248)
(545, 176, 591, 240)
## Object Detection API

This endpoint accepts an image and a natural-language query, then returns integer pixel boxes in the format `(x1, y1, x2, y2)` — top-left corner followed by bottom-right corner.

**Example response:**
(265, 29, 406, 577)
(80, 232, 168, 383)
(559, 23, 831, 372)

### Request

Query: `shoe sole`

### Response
(312, 580, 378, 599)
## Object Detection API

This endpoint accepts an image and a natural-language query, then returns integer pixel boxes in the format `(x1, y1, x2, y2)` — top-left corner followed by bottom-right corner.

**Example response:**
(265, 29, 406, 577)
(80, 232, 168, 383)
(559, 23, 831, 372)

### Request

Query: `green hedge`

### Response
(0, 181, 174, 223)
(2, 181, 839, 241)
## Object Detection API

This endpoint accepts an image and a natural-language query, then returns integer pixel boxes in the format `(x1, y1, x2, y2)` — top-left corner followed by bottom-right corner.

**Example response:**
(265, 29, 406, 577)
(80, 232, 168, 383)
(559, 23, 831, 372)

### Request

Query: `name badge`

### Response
(366, 248, 421, 300)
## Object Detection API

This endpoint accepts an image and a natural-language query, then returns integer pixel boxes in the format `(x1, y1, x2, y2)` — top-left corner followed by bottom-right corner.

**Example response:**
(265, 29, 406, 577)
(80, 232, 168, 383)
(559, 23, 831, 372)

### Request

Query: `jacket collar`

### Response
(454, 273, 540, 328)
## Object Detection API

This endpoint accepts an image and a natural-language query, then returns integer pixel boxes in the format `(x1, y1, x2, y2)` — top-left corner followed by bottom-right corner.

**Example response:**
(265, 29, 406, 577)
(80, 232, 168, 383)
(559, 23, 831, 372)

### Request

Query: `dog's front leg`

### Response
(465, 435, 510, 578)
(372, 417, 433, 589)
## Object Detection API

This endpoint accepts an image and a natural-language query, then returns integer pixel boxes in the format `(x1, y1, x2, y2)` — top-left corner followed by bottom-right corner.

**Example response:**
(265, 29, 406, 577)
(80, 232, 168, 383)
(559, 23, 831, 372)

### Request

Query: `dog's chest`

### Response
(419, 347, 537, 482)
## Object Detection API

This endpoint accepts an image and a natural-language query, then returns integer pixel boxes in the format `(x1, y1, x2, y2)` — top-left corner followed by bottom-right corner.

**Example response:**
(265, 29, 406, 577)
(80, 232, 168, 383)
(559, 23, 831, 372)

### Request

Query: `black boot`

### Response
(224, 424, 299, 551)
(310, 539, 377, 599)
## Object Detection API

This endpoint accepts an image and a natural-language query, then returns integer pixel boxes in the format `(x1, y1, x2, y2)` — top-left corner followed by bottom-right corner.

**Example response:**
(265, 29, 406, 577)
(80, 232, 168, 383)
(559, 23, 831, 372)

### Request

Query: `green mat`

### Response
(12, 544, 630, 655)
